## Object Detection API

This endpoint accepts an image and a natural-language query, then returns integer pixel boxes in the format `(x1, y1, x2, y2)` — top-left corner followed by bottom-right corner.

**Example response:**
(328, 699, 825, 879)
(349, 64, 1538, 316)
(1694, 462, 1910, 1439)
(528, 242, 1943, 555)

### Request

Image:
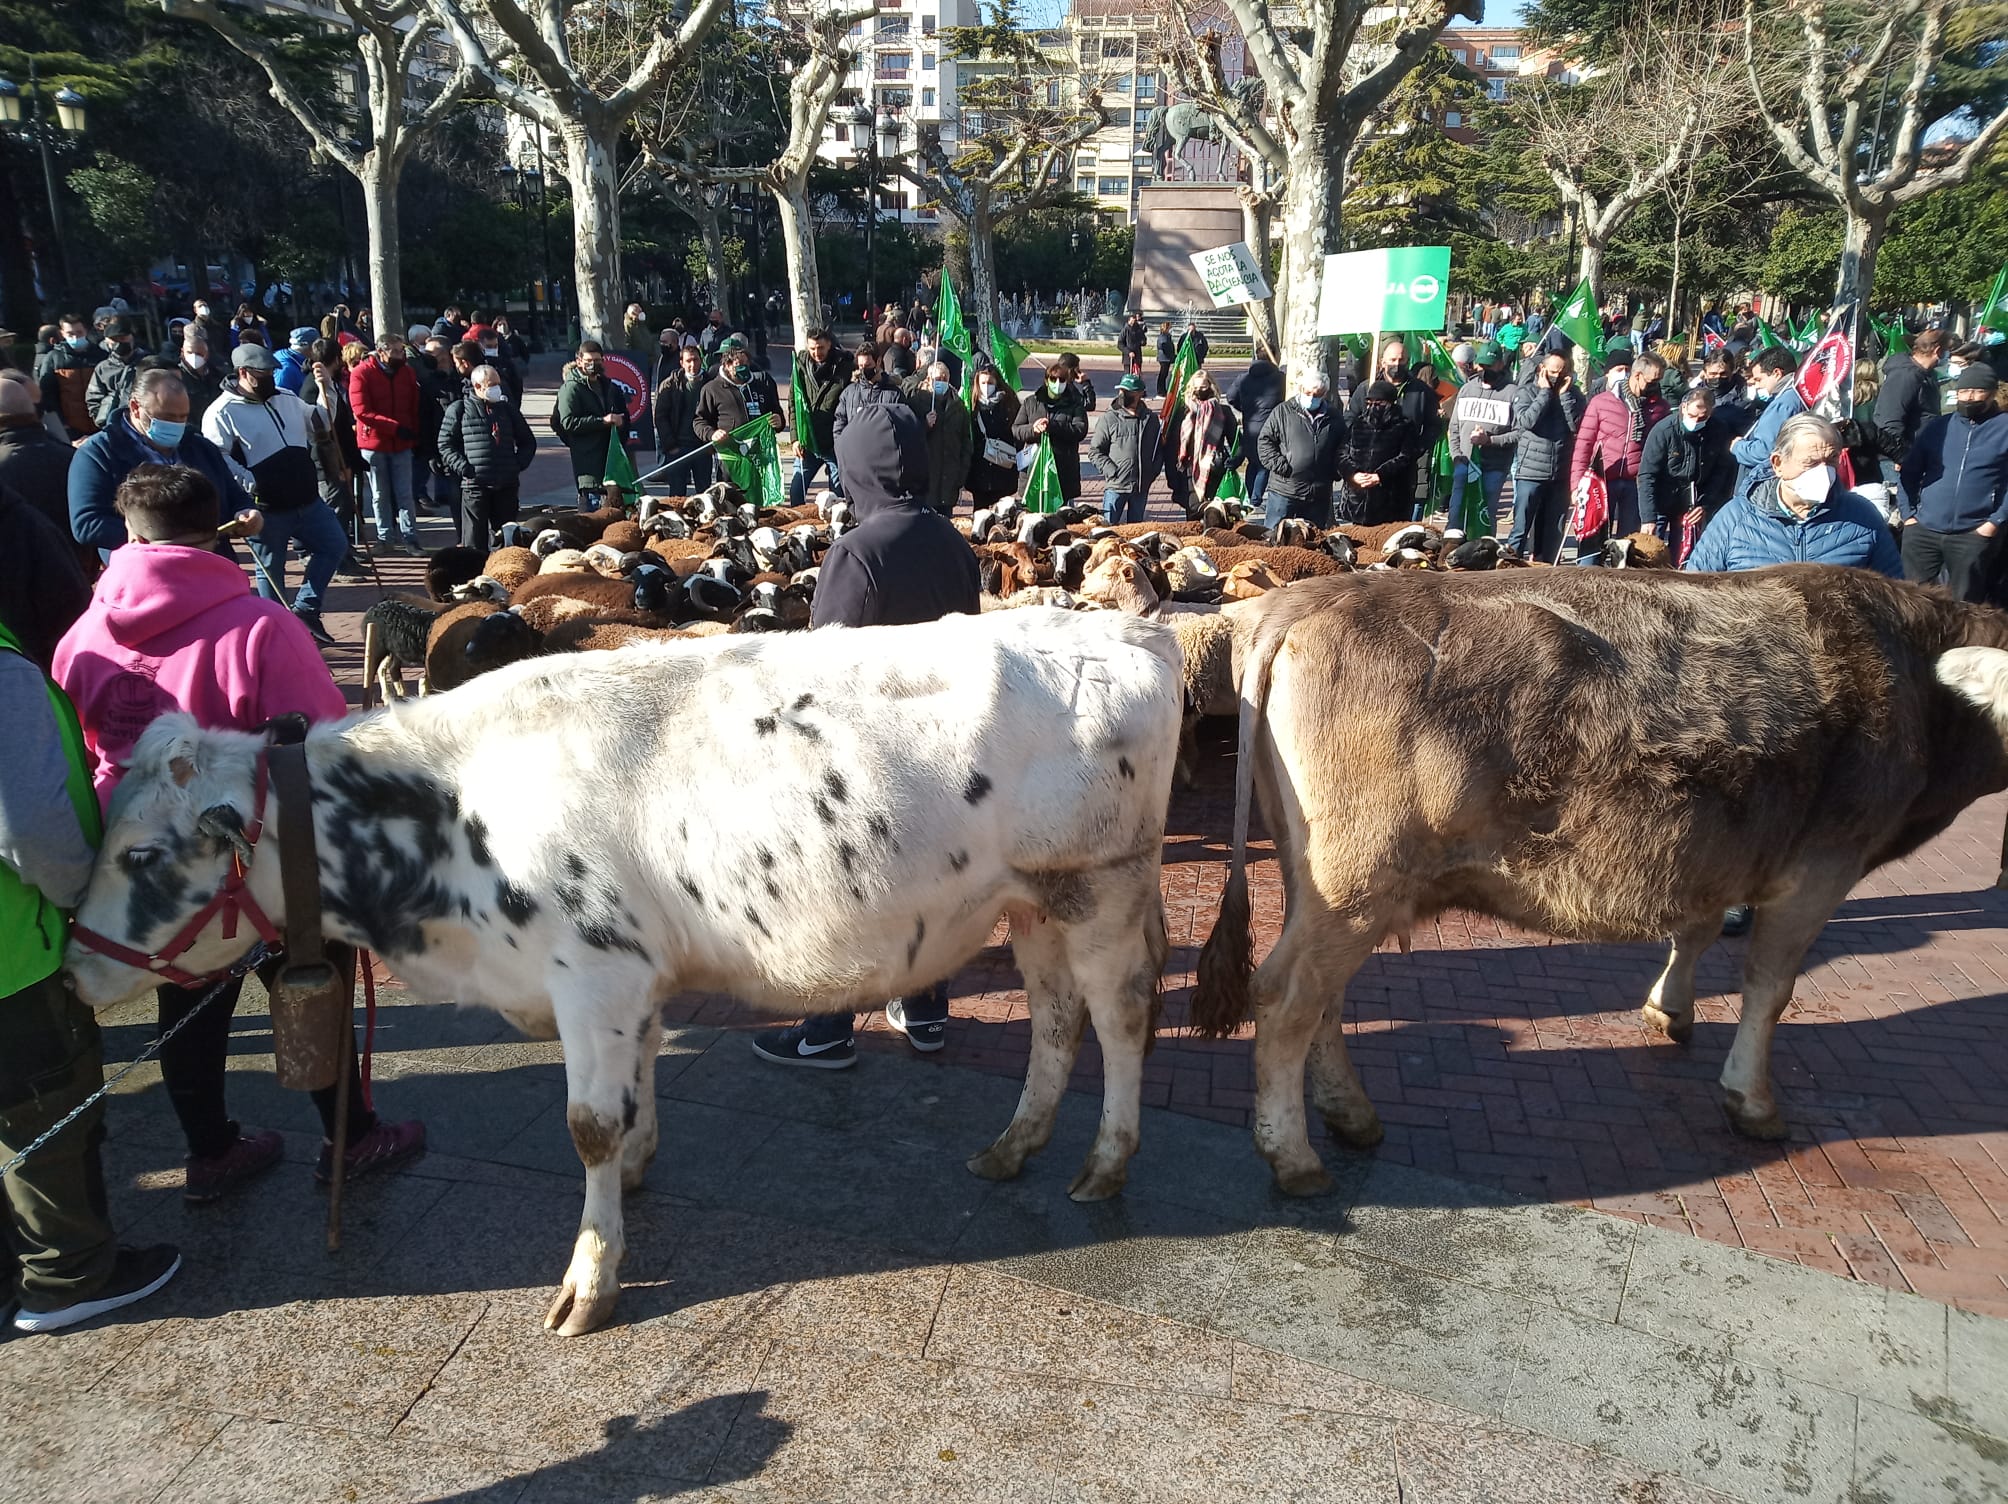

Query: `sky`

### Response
(1023, 0, 1528, 28)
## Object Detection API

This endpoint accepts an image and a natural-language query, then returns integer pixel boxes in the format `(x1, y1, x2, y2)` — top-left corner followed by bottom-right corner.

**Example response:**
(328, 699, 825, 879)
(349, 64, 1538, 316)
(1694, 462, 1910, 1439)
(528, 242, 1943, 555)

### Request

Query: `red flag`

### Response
(1570, 444, 1608, 543)
(1795, 304, 1857, 423)
(1701, 328, 1725, 355)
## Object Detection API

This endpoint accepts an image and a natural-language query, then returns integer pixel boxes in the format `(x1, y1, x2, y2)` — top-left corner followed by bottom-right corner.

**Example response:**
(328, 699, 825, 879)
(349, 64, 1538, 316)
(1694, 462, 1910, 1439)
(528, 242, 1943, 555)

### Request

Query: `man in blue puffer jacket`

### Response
(1686, 412, 1900, 577)
(1898, 362, 2008, 602)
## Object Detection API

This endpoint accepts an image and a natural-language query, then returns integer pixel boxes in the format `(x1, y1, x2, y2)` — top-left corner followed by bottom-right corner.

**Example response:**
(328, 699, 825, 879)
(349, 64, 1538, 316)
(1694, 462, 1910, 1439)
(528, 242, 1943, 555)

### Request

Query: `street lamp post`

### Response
(0, 59, 89, 308)
(849, 102, 878, 320)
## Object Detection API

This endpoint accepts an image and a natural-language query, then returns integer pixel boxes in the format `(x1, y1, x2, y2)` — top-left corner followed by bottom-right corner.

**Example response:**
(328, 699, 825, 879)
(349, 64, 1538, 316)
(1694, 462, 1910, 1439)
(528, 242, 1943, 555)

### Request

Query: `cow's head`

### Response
(65, 715, 283, 1009)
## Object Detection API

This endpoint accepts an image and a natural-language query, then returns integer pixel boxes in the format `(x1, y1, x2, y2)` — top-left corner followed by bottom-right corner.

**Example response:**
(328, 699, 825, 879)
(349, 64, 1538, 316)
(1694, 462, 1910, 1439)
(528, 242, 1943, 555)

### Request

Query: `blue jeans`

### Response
(366, 450, 417, 547)
(247, 499, 349, 615)
(1103, 488, 1148, 524)
(1505, 475, 1569, 561)
(1245, 462, 1270, 511)
(790, 452, 841, 508)
(801, 981, 950, 1046)
(1447, 464, 1509, 537)
(664, 446, 715, 495)
(1263, 486, 1333, 530)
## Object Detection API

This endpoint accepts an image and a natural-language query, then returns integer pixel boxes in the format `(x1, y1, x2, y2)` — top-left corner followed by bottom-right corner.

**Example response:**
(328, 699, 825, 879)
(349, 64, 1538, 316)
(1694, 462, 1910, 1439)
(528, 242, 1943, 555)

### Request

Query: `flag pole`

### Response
(635, 442, 723, 487)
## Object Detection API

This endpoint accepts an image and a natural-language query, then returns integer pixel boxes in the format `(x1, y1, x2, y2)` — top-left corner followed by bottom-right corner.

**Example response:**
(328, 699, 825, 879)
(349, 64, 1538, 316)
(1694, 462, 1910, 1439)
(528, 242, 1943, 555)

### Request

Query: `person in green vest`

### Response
(0, 615, 181, 1333)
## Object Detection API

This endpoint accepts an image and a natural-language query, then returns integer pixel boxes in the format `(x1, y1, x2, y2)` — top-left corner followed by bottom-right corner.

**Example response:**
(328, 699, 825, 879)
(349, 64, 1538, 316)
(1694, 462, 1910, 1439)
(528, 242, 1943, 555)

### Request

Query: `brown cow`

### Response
(1191, 566, 2008, 1196)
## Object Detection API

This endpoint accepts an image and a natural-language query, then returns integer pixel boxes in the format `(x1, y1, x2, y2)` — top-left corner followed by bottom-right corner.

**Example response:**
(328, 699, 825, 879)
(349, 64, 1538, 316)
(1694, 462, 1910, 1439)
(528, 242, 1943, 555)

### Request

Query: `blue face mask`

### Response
(1681, 414, 1706, 432)
(144, 417, 186, 449)
(66, 336, 90, 351)
(1302, 393, 1323, 411)
(932, 379, 950, 397)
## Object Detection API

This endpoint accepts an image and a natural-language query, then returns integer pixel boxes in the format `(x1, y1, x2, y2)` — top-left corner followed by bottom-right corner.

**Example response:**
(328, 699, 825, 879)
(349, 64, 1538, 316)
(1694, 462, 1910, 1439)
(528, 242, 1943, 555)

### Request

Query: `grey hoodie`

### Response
(0, 649, 96, 911)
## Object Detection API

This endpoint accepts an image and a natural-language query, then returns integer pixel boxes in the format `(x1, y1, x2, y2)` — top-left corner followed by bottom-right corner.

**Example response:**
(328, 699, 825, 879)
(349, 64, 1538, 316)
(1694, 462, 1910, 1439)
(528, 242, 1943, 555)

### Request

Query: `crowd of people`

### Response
(1, 281, 2005, 1337)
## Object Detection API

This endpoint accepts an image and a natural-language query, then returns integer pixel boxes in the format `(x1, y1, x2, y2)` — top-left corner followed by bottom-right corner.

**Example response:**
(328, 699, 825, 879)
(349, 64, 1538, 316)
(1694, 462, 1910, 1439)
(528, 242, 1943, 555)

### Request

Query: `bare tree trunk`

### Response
(1836, 207, 1884, 310)
(697, 192, 732, 317)
(771, 181, 823, 349)
(967, 197, 999, 350)
(1577, 238, 1605, 306)
(359, 154, 404, 337)
(1277, 136, 1340, 381)
(1239, 190, 1280, 361)
(1666, 205, 1684, 344)
(559, 122, 622, 345)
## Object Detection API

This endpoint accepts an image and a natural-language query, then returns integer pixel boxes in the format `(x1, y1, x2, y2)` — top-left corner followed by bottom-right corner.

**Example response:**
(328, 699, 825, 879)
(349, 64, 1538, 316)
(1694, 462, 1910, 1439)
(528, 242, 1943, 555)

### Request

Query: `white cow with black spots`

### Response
(65, 608, 1184, 1334)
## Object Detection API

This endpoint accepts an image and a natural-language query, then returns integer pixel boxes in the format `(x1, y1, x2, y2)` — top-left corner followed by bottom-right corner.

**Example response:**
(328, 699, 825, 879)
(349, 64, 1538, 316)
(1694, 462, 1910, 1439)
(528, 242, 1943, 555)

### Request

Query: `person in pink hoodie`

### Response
(54, 464, 422, 1204)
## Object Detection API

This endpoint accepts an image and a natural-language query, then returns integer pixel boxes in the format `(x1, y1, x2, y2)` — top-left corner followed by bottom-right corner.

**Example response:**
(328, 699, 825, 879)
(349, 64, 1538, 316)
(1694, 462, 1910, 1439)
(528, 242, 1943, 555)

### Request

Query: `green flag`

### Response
(1159, 331, 1199, 423)
(1555, 277, 1601, 355)
(1339, 332, 1371, 363)
(1983, 259, 2008, 331)
(1429, 433, 1455, 512)
(937, 274, 973, 363)
(989, 324, 1031, 389)
(603, 429, 638, 506)
(1755, 317, 1786, 350)
(1213, 465, 1246, 503)
(1421, 335, 1461, 384)
(1022, 434, 1063, 513)
(716, 414, 782, 510)
(790, 355, 815, 456)
(1875, 314, 1909, 356)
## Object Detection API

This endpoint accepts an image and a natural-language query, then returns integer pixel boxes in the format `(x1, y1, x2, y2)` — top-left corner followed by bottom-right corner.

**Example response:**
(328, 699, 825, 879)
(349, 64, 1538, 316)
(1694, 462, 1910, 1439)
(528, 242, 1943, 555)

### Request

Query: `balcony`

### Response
(875, 65, 910, 80)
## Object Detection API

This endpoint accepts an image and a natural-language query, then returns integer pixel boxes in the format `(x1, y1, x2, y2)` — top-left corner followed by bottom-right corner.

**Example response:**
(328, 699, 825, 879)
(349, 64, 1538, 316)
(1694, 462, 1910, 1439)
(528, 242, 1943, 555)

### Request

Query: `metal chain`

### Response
(0, 945, 270, 1182)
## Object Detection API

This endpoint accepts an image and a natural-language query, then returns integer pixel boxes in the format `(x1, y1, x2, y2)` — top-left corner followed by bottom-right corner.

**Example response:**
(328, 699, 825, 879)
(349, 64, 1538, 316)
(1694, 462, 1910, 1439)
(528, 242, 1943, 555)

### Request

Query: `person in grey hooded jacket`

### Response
(1499, 349, 1585, 559)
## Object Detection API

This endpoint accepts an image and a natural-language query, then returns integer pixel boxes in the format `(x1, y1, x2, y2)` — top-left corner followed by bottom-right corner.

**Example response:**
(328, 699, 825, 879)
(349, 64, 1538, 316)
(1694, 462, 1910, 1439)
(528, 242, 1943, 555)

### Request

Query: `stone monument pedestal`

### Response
(1129, 184, 1249, 334)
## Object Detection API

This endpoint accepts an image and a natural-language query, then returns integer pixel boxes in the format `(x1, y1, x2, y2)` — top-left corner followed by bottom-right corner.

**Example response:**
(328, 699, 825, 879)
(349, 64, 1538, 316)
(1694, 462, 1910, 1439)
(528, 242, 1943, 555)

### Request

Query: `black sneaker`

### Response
(293, 607, 338, 647)
(1721, 905, 1754, 937)
(885, 998, 947, 1053)
(12, 1245, 182, 1334)
(333, 554, 370, 580)
(750, 1023, 857, 1070)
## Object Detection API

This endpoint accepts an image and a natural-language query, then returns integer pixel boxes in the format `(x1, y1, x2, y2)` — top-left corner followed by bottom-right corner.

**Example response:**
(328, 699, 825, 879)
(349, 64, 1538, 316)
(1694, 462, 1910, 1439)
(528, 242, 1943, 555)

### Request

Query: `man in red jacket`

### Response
(1569, 346, 1669, 558)
(348, 333, 423, 555)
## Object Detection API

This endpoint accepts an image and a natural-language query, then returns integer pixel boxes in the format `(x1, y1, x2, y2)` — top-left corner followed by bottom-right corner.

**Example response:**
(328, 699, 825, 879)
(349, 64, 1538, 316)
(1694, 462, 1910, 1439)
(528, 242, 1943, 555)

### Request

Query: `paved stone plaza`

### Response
(12, 353, 2005, 1500)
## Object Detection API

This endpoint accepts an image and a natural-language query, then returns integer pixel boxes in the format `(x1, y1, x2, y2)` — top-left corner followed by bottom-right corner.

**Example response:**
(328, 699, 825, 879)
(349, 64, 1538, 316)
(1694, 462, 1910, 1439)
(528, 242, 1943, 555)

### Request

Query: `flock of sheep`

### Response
(358, 482, 1676, 757)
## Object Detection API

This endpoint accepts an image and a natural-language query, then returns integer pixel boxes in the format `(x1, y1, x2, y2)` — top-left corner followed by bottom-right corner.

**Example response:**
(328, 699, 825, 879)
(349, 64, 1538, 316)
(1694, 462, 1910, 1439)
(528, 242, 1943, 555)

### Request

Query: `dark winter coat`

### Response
(693, 370, 780, 445)
(1685, 478, 1901, 576)
(1502, 379, 1586, 483)
(1349, 370, 1439, 449)
(0, 487, 90, 670)
(1155, 331, 1177, 367)
(554, 367, 636, 485)
(1336, 408, 1422, 525)
(1637, 412, 1736, 529)
(812, 405, 979, 628)
(1229, 357, 1286, 451)
(0, 422, 77, 537)
(833, 373, 906, 440)
(652, 372, 707, 462)
(1900, 409, 2008, 533)
(1012, 383, 1090, 501)
(68, 414, 250, 560)
(968, 388, 1023, 505)
(176, 358, 226, 429)
(1116, 321, 1147, 363)
(37, 345, 103, 440)
(794, 348, 855, 458)
(439, 392, 538, 489)
(1874, 355, 1941, 466)
(85, 346, 148, 431)
(1088, 403, 1164, 494)
(902, 382, 973, 514)
(1257, 398, 1344, 507)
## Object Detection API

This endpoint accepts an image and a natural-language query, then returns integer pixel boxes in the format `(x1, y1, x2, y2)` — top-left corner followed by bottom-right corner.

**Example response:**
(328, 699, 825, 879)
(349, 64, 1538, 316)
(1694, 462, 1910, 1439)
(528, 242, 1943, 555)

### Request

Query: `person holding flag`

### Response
(1448, 341, 1517, 539)
(1013, 360, 1090, 505)
(789, 327, 853, 508)
(652, 344, 716, 494)
(1898, 362, 2008, 602)
(695, 339, 782, 454)
(750, 403, 979, 1071)
(1638, 385, 1735, 556)
(1154, 322, 1177, 397)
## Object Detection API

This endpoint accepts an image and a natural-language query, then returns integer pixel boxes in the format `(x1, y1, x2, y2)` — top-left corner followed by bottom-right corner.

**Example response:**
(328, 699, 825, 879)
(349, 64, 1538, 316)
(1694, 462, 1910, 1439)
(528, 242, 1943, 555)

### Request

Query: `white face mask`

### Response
(477, 386, 504, 403)
(1784, 463, 1835, 505)
(1606, 368, 1628, 390)
(184, 351, 207, 370)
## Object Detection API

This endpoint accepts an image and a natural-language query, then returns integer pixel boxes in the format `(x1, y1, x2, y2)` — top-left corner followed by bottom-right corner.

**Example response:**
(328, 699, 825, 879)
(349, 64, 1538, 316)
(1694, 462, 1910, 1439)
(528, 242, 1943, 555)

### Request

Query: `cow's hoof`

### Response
(1067, 1163, 1127, 1202)
(1321, 1111, 1385, 1151)
(544, 1280, 618, 1337)
(1274, 1163, 1336, 1198)
(1642, 1005, 1694, 1044)
(1721, 1091, 1789, 1141)
(966, 1146, 1027, 1182)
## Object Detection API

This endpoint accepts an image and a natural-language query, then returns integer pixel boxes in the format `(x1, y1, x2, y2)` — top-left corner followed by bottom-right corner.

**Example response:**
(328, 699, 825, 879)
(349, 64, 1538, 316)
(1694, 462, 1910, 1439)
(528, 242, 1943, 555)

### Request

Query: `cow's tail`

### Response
(1190, 613, 1283, 1038)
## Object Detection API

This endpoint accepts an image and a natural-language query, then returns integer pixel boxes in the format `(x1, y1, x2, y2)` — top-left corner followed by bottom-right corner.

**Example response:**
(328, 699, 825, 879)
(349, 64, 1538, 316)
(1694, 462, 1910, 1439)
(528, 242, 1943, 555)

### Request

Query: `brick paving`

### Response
(301, 355, 2008, 1317)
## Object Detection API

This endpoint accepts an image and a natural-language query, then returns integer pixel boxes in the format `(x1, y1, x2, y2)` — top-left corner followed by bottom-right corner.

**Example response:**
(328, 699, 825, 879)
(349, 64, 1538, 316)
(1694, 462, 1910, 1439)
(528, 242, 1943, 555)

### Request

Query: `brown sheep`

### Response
(1336, 521, 1428, 555)
(1105, 519, 1204, 540)
(1201, 545, 1341, 582)
(600, 519, 645, 554)
(514, 595, 664, 635)
(644, 536, 710, 566)
(510, 573, 653, 613)
(1220, 560, 1282, 600)
(482, 545, 541, 591)
(423, 601, 502, 693)
(543, 619, 698, 653)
